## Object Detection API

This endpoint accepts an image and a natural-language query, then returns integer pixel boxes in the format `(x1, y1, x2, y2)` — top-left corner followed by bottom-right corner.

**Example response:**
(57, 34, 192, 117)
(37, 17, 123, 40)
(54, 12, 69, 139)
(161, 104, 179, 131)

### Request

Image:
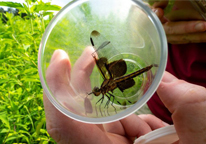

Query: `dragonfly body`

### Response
(92, 62, 153, 97)
(88, 30, 154, 115)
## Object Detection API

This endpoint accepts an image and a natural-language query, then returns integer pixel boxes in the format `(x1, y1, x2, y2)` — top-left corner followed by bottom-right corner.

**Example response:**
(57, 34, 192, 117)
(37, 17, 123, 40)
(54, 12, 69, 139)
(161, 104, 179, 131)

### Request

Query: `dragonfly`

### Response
(88, 30, 153, 115)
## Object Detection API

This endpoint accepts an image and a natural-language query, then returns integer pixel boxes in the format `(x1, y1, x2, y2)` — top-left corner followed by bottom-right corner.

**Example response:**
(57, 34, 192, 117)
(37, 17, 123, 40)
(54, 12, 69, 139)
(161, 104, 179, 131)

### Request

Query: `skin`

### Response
(44, 49, 206, 144)
(44, 48, 165, 144)
(151, 0, 206, 44)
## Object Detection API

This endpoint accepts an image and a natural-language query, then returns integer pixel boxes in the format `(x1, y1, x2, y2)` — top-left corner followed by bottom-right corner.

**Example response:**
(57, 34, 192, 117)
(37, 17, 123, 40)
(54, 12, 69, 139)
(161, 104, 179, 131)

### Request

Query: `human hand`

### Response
(43, 48, 166, 144)
(157, 72, 206, 144)
(151, 1, 206, 44)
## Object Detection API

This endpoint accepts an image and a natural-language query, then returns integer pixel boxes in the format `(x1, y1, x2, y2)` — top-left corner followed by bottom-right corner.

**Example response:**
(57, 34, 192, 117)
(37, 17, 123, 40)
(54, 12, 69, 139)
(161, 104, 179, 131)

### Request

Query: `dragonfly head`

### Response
(92, 86, 101, 96)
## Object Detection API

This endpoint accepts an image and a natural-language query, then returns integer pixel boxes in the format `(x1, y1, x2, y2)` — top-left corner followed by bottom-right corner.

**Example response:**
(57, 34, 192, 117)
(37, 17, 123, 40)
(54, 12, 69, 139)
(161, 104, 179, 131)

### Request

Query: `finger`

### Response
(44, 94, 111, 144)
(156, 71, 187, 112)
(165, 10, 203, 21)
(46, 50, 84, 115)
(157, 72, 206, 144)
(157, 71, 206, 113)
(104, 119, 125, 136)
(164, 21, 206, 35)
(46, 49, 71, 90)
(167, 32, 206, 44)
(44, 50, 110, 144)
(103, 120, 133, 144)
(138, 114, 169, 130)
(70, 47, 96, 114)
(152, 0, 168, 9)
(120, 114, 152, 138)
(104, 114, 153, 140)
(71, 46, 95, 93)
(46, 50, 77, 101)
(152, 8, 166, 22)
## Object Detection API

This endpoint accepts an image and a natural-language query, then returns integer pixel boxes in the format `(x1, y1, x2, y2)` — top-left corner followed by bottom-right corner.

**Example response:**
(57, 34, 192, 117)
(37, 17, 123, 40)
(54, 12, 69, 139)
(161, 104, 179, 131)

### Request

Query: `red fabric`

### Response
(147, 43, 206, 124)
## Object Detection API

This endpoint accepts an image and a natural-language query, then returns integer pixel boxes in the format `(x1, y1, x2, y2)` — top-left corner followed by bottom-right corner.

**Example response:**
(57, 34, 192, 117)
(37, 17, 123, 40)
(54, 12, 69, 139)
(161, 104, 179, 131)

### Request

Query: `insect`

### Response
(88, 30, 153, 116)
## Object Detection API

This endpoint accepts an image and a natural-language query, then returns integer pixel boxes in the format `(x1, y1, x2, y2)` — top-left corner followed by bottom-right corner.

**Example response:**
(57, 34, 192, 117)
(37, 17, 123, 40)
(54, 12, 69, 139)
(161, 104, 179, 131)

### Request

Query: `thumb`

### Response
(157, 73, 206, 144)
(157, 71, 206, 113)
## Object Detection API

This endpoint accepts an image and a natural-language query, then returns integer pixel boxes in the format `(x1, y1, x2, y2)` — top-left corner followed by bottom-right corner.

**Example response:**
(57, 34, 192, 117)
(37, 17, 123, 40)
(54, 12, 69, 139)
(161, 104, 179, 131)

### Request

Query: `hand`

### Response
(151, 1, 206, 44)
(43, 49, 166, 144)
(157, 72, 206, 144)
(43, 49, 206, 143)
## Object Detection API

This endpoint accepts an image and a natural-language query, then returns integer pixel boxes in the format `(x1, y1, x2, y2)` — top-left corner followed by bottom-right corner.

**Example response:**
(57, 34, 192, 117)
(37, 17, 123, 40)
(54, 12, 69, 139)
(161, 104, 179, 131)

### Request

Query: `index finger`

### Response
(71, 46, 96, 93)
(164, 21, 206, 35)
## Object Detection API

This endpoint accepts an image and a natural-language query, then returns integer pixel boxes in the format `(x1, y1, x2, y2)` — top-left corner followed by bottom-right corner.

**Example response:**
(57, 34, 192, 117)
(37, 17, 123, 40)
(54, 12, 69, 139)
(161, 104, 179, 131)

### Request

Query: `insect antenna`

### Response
(87, 92, 93, 95)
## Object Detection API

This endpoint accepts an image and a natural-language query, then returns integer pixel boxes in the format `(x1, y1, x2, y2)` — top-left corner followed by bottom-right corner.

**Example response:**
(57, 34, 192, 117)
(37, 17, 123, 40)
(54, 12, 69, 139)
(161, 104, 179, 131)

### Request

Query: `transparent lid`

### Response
(134, 125, 179, 144)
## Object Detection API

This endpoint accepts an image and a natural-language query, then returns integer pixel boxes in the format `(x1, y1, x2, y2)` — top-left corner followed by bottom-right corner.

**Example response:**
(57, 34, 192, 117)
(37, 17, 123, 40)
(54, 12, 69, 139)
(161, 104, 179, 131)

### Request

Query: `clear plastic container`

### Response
(134, 125, 179, 144)
(38, 0, 167, 123)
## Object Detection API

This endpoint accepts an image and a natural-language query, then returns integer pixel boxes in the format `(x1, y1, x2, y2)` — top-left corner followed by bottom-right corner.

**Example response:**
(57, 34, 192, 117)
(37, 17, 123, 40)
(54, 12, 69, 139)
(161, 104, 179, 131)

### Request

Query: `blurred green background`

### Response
(0, 0, 63, 143)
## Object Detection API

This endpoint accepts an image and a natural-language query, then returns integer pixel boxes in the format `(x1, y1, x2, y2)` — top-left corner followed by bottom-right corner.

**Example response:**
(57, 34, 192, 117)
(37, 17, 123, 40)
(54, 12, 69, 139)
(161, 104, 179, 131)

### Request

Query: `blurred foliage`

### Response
(0, 0, 61, 143)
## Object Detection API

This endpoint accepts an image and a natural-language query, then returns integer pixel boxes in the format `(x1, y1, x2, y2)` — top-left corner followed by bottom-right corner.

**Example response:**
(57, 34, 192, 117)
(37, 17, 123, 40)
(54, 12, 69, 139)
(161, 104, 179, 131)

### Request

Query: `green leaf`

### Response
(0, 111, 10, 129)
(32, 3, 61, 13)
(23, 3, 30, 14)
(42, 11, 54, 17)
(0, 2, 23, 9)
(5, 133, 24, 143)
(164, 0, 175, 14)
(21, 76, 40, 82)
(36, 117, 46, 137)
(0, 128, 10, 134)
(0, 79, 8, 85)
(22, 68, 38, 74)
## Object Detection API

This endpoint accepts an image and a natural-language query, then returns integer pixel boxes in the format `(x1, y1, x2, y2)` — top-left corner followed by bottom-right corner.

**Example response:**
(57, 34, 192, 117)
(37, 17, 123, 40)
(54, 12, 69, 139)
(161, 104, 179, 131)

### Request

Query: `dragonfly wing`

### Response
(96, 57, 110, 79)
(90, 30, 125, 80)
(108, 59, 127, 78)
(117, 78, 135, 92)
(90, 30, 122, 61)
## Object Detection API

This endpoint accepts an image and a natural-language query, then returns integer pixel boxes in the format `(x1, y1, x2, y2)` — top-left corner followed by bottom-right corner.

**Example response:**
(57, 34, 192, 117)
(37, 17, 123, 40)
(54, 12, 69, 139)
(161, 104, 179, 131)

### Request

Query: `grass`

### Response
(0, 0, 61, 143)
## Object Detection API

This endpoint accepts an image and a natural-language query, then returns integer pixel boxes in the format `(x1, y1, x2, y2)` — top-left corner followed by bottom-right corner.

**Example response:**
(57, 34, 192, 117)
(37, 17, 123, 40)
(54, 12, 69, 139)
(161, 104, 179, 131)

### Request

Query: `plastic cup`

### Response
(38, 0, 167, 124)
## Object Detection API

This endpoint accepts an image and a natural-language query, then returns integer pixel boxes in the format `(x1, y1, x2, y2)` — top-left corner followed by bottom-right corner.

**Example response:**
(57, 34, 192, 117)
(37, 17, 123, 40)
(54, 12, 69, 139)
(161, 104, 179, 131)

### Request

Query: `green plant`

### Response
(0, 0, 61, 143)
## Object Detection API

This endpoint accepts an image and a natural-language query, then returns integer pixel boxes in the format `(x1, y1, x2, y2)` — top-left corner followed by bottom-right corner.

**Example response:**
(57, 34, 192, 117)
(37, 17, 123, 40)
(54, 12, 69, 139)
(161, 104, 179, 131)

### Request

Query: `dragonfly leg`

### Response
(104, 95, 110, 108)
(127, 100, 132, 104)
(95, 95, 104, 117)
(107, 93, 117, 114)
(105, 94, 111, 116)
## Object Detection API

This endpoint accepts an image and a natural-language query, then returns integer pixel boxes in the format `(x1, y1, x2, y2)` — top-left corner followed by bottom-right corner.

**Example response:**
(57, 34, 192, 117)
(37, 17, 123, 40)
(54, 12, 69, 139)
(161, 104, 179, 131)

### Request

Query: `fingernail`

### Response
(195, 22, 206, 31)
(152, 8, 158, 14)
(162, 121, 170, 126)
(50, 49, 69, 63)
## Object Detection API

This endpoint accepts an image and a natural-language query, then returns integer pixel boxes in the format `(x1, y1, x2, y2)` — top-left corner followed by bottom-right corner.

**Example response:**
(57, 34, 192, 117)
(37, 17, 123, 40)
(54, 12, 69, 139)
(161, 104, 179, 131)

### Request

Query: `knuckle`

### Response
(47, 127, 62, 143)
(164, 22, 175, 34)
